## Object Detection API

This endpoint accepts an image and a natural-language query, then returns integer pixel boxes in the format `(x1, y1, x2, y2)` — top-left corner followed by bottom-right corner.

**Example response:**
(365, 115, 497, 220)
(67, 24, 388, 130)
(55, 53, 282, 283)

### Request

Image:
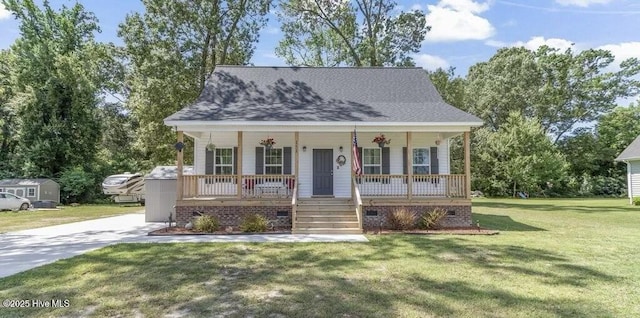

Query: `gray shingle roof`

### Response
(0, 178, 56, 186)
(616, 135, 640, 161)
(164, 66, 482, 124)
(145, 166, 194, 180)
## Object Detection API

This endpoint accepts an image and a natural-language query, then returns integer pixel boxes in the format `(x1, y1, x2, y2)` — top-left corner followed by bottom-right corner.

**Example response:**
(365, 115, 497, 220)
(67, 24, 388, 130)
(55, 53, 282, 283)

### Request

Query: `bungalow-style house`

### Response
(0, 178, 60, 203)
(164, 66, 483, 233)
(616, 135, 640, 204)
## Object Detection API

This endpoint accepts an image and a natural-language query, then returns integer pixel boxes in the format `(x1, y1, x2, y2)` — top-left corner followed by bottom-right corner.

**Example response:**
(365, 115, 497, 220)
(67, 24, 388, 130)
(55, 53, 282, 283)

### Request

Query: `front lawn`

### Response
(1, 198, 638, 317)
(0, 204, 143, 233)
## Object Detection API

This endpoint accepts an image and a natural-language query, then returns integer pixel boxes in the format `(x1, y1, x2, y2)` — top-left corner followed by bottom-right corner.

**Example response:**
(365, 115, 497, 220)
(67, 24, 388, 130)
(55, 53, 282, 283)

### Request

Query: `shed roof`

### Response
(145, 166, 194, 180)
(164, 66, 482, 125)
(0, 178, 57, 186)
(616, 135, 640, 161)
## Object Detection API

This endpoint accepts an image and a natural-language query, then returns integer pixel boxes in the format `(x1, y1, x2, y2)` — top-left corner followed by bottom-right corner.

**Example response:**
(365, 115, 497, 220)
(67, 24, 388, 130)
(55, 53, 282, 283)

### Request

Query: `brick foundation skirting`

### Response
(175, 206, 292, 230)
(362, 205, 472, 230)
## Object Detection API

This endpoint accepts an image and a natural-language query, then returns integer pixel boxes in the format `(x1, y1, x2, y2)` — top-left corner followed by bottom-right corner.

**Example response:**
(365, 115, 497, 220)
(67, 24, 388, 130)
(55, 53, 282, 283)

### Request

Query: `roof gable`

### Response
(616, 135, 640, 161)
(165, 66, 482, 124)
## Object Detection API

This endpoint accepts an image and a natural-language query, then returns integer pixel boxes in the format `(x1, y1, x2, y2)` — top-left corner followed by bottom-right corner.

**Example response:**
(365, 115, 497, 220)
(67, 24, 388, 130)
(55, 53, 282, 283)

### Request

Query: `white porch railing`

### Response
(354, 174, 466, 198)
(182, 175, 295, 199)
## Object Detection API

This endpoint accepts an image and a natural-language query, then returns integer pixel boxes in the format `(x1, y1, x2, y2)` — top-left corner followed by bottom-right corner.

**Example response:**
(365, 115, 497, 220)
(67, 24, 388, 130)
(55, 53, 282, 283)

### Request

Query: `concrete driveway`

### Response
(0, 213, 367, 278)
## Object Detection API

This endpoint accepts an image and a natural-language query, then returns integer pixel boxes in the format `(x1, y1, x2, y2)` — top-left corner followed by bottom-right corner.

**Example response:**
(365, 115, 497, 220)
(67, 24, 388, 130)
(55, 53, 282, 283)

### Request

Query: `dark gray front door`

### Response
(313, 149, 333, 195)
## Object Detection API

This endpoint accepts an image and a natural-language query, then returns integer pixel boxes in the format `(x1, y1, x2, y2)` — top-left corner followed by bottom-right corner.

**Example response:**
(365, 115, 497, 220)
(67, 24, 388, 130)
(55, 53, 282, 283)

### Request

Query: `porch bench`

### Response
(255, 182, 288, 197)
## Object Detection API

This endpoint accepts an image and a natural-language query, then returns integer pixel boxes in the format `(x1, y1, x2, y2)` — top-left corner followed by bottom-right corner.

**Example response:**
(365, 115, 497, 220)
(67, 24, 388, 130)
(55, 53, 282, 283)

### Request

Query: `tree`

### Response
(276, 0, 429, 66)
(0, 49, 18, 178)
(465, 46, 640, 142)
(3, 0, 103, 177)
(118, 0, 271, 165)
(597, 102, 640, 155)
(472, 112, 568, 197)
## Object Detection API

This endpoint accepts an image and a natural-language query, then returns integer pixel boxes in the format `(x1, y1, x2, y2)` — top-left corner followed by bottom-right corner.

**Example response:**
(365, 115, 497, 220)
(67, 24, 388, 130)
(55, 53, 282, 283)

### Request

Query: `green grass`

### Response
(0, 204, 143, 233)
(1, 198, 639, 317)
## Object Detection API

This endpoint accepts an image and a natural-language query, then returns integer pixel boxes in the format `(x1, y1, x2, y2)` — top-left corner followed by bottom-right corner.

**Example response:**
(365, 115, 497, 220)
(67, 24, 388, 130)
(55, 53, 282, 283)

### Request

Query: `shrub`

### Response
(194, 215, 219, 233)
(388, 208, 416, 230)
(418, 208, 448, 230)
(633, 197, 640, 206)
(240, 214, 268, 232)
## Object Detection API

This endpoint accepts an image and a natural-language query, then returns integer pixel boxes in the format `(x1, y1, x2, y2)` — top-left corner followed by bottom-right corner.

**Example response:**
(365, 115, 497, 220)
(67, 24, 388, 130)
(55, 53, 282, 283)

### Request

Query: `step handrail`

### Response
(353, 178, 363, 230)
(291, 179, 298, 230)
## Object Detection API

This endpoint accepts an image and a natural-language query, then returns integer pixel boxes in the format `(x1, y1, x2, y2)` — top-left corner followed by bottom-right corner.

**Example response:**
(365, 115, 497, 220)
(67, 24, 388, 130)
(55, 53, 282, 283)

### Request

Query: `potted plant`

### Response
(259, 137, 276, 150)
(372, 134, 391, 148)
(206, 143, 216, 151)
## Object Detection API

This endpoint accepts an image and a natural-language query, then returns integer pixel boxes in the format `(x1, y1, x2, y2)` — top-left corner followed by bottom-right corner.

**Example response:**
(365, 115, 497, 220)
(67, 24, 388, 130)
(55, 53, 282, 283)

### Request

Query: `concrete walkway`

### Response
(0, 213, 368, 278)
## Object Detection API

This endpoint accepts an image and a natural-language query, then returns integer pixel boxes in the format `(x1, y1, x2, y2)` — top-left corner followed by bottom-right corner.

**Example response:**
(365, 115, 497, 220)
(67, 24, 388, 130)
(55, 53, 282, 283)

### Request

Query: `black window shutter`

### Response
(430, 147, 439, 174)
(381, 147, 390, 183)
(233, 147, 238, 175)
(255, 147, 264, 175)
(402, 147, 408, 175)
(205, 149, 214, 174)
(402, 147, 408, 184)
(382, 147, 390, 174)
(283, 147, 292, 174)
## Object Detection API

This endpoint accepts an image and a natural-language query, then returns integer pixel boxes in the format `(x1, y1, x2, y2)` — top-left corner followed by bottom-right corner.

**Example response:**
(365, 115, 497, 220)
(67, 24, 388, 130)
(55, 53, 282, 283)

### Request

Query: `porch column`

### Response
(237, 131, 243, 198)
(294, 132, 299, 182)
(407, 132, 413, 200)
(464, 131, 471, 199)
(176, 130, 184, 200)
(351, 131, 355, 198)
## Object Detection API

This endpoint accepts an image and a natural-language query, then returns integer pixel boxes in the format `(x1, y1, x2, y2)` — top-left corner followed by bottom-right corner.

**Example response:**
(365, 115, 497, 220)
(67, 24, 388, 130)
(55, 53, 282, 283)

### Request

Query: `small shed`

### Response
(616, 135, 640, 204)
(145, 166, 194, 222)
(0, 178, 60, 203)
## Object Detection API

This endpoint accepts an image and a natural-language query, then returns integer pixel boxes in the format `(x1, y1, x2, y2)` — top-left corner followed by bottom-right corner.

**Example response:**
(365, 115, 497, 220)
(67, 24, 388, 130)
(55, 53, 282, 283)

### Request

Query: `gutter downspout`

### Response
(627, 161, 633, 205)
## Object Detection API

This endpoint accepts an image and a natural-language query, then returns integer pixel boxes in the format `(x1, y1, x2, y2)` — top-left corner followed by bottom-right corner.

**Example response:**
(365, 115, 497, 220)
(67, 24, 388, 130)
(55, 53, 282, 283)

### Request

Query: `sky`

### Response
(1, 0, 639, 91)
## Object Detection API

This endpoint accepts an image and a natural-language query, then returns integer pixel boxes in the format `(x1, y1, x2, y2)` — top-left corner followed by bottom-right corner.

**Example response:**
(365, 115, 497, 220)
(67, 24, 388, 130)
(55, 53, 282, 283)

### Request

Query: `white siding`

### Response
(191, 131, 451, 199)
(630, 160, 640, 197)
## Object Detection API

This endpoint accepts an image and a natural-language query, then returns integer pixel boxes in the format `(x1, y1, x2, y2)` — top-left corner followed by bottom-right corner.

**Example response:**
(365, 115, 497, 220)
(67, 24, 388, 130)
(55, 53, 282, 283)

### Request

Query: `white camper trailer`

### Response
(102, 173, 145, 205)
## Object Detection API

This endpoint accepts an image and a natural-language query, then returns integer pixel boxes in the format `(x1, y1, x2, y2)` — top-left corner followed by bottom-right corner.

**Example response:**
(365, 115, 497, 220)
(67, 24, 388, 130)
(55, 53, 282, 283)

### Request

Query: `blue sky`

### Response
(1, 0, 639, 79)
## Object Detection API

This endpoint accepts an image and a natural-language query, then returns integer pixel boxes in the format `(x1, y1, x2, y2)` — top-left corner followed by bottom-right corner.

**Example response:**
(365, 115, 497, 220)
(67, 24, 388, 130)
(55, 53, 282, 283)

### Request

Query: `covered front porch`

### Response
(173, 128, 472, 232)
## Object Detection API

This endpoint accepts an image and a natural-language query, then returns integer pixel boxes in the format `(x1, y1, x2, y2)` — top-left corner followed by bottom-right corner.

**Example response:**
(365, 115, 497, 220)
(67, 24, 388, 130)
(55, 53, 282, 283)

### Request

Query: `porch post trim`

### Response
(351, 131, 355, 198)
(464, 131, 471, 199)
(237, 131, 243, 198)
(407, 131, 413, 200)
(176, 130, 184, 200)
(294, 132, 299, 181)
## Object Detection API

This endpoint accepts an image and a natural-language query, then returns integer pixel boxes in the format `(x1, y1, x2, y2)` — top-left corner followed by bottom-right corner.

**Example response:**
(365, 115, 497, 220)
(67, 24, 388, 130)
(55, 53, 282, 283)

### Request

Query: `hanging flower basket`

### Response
(206, 143, 216, 151)
(372, 134, 391, 148)
(259, 137, 276, 150)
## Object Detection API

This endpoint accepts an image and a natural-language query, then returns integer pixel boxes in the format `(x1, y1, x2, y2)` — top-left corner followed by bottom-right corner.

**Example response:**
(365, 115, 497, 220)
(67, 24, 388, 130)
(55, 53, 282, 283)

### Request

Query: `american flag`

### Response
(352, 130, 362, 175)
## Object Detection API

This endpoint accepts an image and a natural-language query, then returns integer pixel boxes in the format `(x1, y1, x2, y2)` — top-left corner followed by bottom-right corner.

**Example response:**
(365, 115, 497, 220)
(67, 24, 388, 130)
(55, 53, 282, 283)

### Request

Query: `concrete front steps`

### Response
(293, 198, 362, 234)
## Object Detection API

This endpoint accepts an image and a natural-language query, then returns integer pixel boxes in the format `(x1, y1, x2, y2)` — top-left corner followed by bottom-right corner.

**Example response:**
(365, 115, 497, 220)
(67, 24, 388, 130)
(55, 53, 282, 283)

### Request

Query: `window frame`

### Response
(264, 147, 283, 175)
(362, 147, 382, 175)
(27, 187, 36, 197)
(412, 148, 431, 175)
(214, 147, 234, 175)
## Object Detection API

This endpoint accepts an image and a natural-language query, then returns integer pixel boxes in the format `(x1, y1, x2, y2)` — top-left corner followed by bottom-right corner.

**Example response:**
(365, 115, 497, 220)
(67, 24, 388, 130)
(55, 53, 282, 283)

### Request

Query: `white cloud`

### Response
(598, 42, 640, 72)
(514, 36, 575, 51)
(0, 3, 11, 20)
(485, 36, 575, 52)
(413, 54, 449, 71)
(598, 42, 640, 62)
(555, 0, 613, 7)
(424, 0, 495, 42)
